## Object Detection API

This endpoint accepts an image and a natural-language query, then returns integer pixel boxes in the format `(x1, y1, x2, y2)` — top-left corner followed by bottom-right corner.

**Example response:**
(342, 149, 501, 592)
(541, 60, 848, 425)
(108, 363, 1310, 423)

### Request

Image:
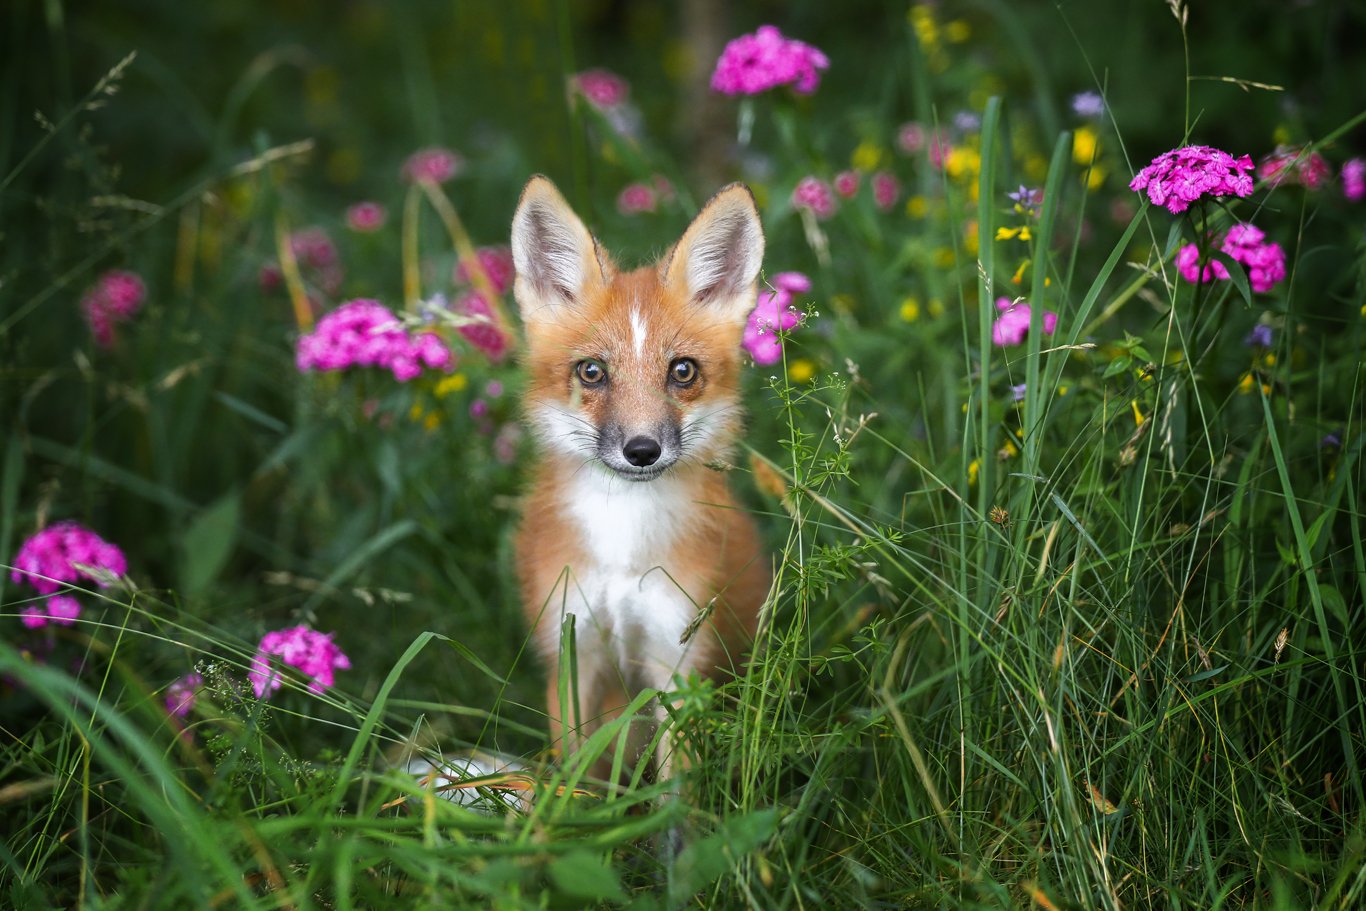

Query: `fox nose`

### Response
(623, 436, 662, 467)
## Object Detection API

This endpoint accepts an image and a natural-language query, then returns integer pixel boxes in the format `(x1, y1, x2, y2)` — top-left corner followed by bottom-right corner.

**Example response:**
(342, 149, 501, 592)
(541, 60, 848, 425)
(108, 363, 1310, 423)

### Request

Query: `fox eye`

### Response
(669, 358, 699, 387)
(576, 360, 607, 386)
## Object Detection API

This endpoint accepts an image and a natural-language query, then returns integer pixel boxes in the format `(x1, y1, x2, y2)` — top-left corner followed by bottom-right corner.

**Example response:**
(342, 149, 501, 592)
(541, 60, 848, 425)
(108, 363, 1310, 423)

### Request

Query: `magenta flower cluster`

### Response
(792, 176, 837, 220)
(992, 298, 1058, 347)
(249, 625, 351, 699)
(1258, 145, 1331, 191)
(1340, 158, 1365, 202)
(259, 227, 344, 296)
(711, 25, 829, 96)
(743, 271, 810, 366)
(1176, 223, 1286, 294)
(1129, 145, 1255, 215)
(401, 147, 464, 185)
(345, 201, 387, 233)
(453, 246, 515, 294)
(81, 270, 146, 348)
(11, 522, 127, 630)
(12, 522, 127, 595)
(570, 69, 629, 110)
(165, 672, 203, 719)
(296, 299, 455, 382)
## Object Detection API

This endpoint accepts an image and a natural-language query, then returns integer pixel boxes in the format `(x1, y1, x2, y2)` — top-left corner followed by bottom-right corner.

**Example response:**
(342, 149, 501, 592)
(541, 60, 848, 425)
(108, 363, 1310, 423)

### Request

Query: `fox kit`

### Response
(510, 175, 769, 781)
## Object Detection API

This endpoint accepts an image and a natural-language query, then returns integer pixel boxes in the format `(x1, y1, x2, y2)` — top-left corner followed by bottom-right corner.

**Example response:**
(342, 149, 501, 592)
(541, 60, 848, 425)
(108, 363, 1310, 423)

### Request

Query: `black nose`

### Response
(623, 436, 662, 467)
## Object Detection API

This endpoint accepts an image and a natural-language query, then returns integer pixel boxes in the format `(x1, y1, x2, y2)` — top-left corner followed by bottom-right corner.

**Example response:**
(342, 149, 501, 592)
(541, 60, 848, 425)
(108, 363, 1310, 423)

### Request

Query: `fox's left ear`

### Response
(661, 183, 765, 324)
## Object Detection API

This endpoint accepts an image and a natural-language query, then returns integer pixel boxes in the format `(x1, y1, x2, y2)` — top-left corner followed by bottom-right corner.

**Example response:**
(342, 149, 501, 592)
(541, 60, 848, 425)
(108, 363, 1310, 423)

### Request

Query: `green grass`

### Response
(3, 1, 1365, 908)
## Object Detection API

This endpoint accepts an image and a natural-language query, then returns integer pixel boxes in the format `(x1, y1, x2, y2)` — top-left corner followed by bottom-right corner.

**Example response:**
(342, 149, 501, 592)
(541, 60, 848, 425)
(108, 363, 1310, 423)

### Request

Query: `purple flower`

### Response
(1010, 383, 1028, 402)
(791, 177, 837, 220)
(11, 522, 127, 595)
(1244, 324, 1273, 348)
(953, 110, 981, 133)
(345, 202, 387, 233)
(165, 673, 203, 718)
(711, 25, 829, 96)
(81, 270, 147, 348)
(743, 271, 810, 365)
(1342, 158, 1366, 202)
(248, 625, 351, 699)
(1071, 91, 1105, 119)
(1258, 145, 1331, 190)
(296, 299, 455, 381)
(1129, 145, 1255, 215)
(1321, 431, 1342, 450)
(1008, 185, 1044, 217)
(401, 147, 464, 185)
(991, 298, 1058, 347)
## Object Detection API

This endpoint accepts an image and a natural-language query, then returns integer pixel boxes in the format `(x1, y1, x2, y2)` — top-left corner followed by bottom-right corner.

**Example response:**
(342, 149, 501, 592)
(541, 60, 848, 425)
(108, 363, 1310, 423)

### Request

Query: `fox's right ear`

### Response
(511, 176, 610, 323)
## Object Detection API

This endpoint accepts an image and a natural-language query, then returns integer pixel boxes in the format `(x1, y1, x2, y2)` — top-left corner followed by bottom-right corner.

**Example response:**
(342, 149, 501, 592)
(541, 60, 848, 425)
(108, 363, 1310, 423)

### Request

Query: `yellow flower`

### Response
(851, 141, 884, 172)
(409, 403, 425, 422)
(434, 373, 468, 397)
(900, 298, 921, 322)
(968, 458, 980, 485)
(1058, 385, 1069, 396)
(1011, 259, 1030, 284)
(1085, 164, 1107, 190)
(998, 438, 1019, 459)
(932, 247, 956, 269)
(1237, 372, 1255, 395)
(910, 4, 939, 50)
(424, 412, 441, 432)
(945, 19, 971, 42)
(787, 358, 816, 383)
(1262, 353, 1276, 367)
(928, 298, 945, 318)
(964, 220, 979, 254)
(945, 146, 981, 180)
(905, 195, 929, 218)
(996, 225, 1032, 242)
(1073, 126, 1099, 166)
(1131, 399, 1145, 425)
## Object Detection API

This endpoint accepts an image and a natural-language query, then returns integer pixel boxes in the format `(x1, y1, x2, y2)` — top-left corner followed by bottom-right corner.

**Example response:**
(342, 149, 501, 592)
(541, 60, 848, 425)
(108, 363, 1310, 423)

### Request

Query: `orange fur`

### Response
(510, 177, 768, 780)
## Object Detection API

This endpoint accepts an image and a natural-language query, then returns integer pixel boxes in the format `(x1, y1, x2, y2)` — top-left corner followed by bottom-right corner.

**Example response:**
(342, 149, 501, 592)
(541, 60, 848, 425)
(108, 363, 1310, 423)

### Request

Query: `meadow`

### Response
(2, 1, 1364, 907)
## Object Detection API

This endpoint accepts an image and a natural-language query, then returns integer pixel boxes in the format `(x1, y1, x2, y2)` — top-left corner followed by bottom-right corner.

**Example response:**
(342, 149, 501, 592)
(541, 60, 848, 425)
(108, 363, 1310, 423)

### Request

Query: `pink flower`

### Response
(652, 175, 676, 203)
(1177, 223, 1286, 294)
(616, 183, 657, 215)
(743, 271, 810, 365)
(872, 171, 900, 211)
(791, 177, 837, 220)
(571, 69, 629, 109)
(1258, 145, 1331, 190)
(1342, 158, 1366, 202)
(18, 595, 81, 629)
(453, 246, 515, 295)
(80, 270, 147, 348)
(833, 170, 860, 198)
(1129, 145, 1255, 215)
(454, 292, 510, 362)
(897, 122, 926, 155)
(401, 147, 464, 184)
(711, 25, 829, 96)
(991, 297, 1058, 347)
(248, 625, 351, 699)
(345, 202, 387, 233)
(296, 299, 455, 381)
(261, 228, 344, 296)
(11, 522, 127, 595)
(165, 673, 203, 718)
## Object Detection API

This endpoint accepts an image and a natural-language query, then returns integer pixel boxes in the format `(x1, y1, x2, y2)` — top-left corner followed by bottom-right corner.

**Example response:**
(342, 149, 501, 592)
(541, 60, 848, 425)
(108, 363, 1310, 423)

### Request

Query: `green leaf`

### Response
(181, 489, 241, 595)
(548, 849, 627, 903)
(670, 808, 779, 900)
(1102, 356, 1133, 379)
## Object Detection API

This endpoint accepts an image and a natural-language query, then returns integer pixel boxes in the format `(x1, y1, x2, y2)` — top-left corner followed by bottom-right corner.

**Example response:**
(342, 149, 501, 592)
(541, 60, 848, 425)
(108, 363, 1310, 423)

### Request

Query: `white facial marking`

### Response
(630, 306, 648, 358)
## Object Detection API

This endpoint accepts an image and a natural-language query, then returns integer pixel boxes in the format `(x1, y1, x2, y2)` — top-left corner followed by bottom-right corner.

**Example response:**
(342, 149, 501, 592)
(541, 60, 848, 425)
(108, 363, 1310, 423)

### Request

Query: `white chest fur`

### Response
(554, 469, 702, 687)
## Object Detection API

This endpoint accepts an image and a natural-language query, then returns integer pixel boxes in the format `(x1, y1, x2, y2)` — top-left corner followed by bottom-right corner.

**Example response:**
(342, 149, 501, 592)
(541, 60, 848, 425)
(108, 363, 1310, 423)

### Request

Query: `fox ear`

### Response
(662, 183, 765, 323)
(511, 175, 610, 322)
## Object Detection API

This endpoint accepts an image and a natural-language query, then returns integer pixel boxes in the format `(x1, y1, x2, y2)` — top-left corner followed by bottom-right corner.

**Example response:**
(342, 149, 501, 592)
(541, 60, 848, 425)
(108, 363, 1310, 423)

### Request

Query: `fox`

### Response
(509, 175, 770, 784)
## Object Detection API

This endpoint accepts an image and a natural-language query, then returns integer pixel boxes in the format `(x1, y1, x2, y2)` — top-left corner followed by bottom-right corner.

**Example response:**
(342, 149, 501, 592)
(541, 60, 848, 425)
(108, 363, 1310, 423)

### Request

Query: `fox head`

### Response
(510, 176, 765, 482)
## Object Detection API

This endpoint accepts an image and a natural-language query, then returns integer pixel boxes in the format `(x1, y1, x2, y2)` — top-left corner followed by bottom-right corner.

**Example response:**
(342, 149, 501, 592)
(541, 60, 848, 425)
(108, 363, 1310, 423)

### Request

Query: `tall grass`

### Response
(3, 1, 1364, 908)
